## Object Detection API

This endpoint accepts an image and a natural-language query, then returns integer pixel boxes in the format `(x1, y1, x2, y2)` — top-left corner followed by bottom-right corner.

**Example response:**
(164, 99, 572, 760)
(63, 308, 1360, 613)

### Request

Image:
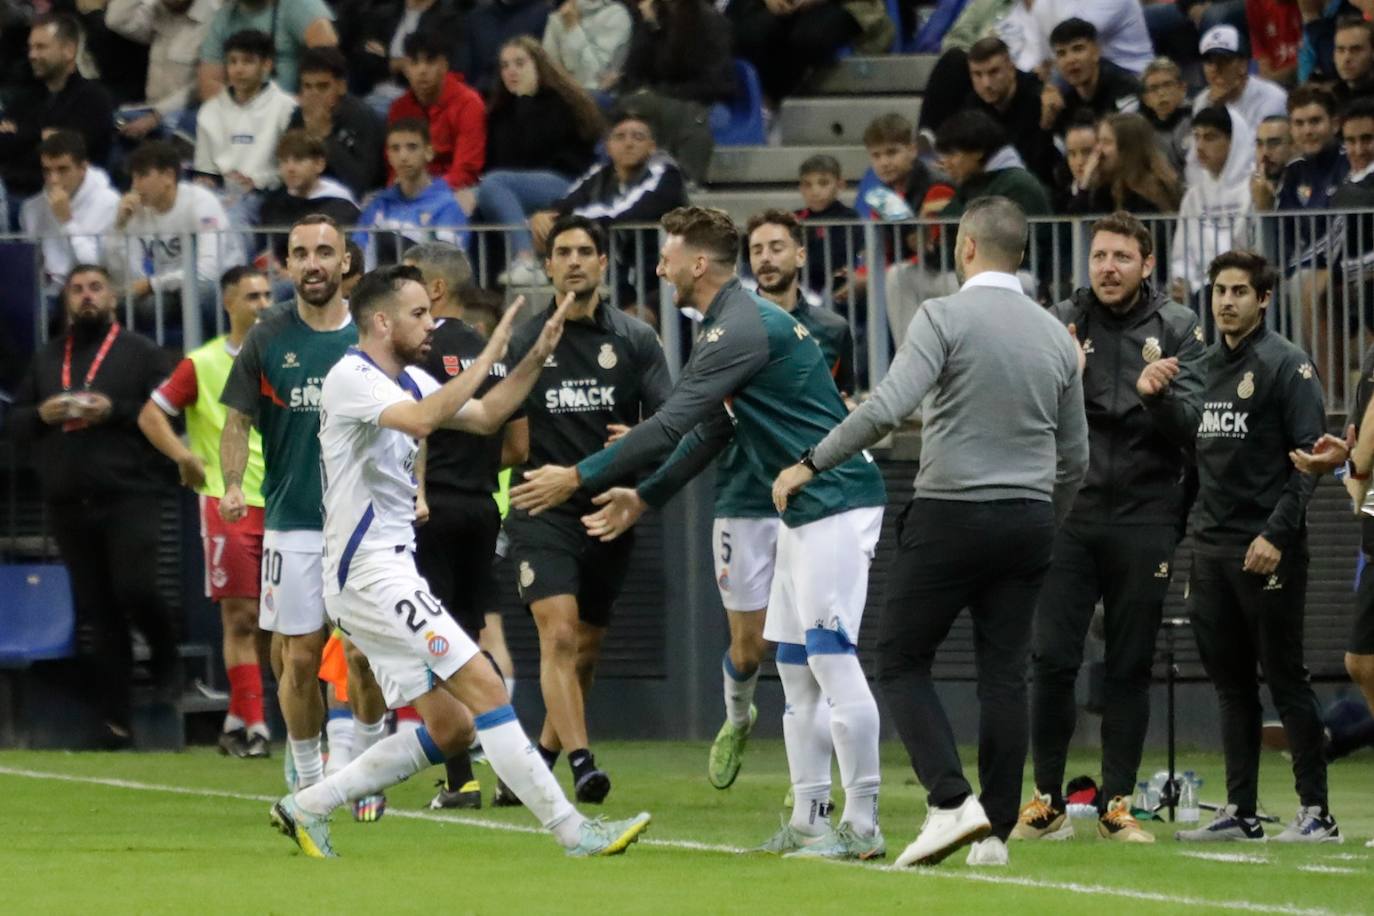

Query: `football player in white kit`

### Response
(270, 265, 650, 858)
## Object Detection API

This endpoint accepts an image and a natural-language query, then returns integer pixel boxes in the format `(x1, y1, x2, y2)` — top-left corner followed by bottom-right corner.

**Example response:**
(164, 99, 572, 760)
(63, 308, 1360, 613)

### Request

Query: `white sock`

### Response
(504, 676, 516, 700)
(354, 716, 387, 758)
(723, 652, 760, 729)
(807, 640, 881, 837)
(778, 648, 833, 837)
(477, 704, 584, 847)
(223, 713, 245, 733)
(324, 712, 354, 777)
(247, 721, 270, 739)
(289, 734, 325, 788)
(296, 727, 443, 816)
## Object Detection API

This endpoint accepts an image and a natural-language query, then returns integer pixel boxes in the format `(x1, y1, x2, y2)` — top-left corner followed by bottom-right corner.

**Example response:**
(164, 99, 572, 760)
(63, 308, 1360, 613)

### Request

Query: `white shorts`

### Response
(712, 516, 780, 612)
(324, 551, 480, 708)
(259, 529, 327, 636)
(763, 507, 884, 651)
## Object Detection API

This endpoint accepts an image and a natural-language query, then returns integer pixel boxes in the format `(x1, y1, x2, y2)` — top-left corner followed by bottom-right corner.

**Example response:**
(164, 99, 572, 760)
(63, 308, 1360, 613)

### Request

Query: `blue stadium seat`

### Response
(710, 60, 767, 147)
(912, 0, 969, 53)
(0, 565, 75, 666)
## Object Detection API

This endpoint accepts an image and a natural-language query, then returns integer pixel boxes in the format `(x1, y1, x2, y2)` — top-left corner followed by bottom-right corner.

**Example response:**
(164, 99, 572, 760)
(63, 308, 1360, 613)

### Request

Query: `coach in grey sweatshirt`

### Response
(776, 195, 1088, 868)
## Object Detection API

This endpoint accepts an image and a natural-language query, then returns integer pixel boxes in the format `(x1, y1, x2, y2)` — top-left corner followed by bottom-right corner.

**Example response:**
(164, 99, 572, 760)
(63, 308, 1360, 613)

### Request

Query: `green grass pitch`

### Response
(0, 740, 1369, 914)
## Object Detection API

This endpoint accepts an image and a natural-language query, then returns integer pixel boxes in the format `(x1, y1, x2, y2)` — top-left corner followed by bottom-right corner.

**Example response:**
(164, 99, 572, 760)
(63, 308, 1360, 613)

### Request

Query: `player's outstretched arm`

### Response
(445, 292, 574, 435)
(138, 399, 206, 489)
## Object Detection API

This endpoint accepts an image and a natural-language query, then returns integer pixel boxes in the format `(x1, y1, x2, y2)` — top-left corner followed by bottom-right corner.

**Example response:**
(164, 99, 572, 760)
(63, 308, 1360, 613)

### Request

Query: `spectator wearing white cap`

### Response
(1192, 24, 1288, 131)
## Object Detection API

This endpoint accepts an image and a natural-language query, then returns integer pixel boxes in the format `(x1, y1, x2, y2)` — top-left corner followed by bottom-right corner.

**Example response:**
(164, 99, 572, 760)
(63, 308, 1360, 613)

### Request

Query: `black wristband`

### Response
(798, 447, 819, 474)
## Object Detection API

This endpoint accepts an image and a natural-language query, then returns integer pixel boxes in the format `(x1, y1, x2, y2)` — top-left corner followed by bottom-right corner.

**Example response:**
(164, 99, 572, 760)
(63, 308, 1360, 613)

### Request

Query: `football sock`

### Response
(297, 727, 444, 817)
(478, 705, 584, 847)
(538, 743, 560, 770)
(394, 705, 423, 734)
(324, 710, 354, 777)
(290, 734, 325, 788)
(777, 645, 833, 837)
(806, 634, 881, 837)
(227, 663, 265, 730)
(445, 750, 476, 790)
(222, 713, 245, 734)
(568, 748, 596, 782)
(722, 652, 760, 730)
(505, 676, 516, 700)
(354, 715, 387, 757)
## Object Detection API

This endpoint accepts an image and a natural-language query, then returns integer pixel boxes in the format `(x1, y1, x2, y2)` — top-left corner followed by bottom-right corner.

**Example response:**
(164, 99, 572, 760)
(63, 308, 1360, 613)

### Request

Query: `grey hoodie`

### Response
(542, 0, 633, 91)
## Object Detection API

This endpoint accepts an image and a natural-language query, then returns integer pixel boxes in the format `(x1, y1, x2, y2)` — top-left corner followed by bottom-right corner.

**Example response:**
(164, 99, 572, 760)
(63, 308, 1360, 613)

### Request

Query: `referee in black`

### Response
(1141, 250, 1339, 844)
(506, 215, 671, 802)
(1015, 212, 1206, 845)
(403, 242, 529, 809)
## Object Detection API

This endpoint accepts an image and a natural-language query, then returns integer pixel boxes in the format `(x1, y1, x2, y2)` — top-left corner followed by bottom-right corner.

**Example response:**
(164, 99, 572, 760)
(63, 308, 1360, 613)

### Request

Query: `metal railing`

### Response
(6, 209, 1374, 406)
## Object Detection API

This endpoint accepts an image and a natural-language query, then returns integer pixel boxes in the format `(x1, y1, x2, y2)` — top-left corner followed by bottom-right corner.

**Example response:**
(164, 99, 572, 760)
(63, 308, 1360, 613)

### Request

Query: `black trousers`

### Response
(48, 494, 179, 731)
(727, 0, 861, 102)
(1031, 522, 1177, 805)
(1189, 548, 1328, 815)
(877, 498, 1056, 840)
(414, 488, 501, 641)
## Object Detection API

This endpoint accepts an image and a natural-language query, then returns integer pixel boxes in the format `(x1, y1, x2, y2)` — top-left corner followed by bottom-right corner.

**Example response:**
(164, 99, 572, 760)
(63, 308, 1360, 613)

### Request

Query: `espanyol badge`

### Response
(1142, 336, 1162, 363)
(598, 343, 617, 369)
(1237, 371, 1255, 399)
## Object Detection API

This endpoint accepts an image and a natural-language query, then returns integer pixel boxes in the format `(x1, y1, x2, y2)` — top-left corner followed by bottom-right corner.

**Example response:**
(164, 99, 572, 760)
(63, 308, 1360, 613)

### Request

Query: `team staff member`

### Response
(706, 209, 856, 792)
(1013, 213, 1206, 846)
(505, 214, 672, 803)
(404, 241, 530, 810)
(1141, 250, 1339, 844)
(139, 266, 274, 759)
(10, 265, 179, 749)
(219, 215, 388, 803)
(520, 207, 888, 862)
(774, 197, 1088, 869)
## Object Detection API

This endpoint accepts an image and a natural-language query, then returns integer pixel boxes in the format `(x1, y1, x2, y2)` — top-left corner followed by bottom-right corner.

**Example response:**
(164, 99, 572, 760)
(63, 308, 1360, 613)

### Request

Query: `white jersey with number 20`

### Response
(320, 349, 440, 596)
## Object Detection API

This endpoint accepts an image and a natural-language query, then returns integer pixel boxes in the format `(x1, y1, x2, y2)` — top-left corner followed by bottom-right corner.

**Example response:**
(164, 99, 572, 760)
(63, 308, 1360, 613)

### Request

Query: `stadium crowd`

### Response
(5, 0, 1374, 866)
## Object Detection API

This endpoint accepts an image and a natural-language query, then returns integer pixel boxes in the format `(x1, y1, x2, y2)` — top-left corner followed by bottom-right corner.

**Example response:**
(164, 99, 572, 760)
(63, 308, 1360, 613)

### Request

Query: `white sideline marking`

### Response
(1180, 851, 1269, 865)
(0, 765, 1337, 916)
(1296, 865, 1359, 875)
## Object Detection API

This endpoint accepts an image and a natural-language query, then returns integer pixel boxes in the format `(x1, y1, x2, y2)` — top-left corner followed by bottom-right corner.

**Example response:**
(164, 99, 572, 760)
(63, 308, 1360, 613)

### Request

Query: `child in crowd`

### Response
(356, 119, 469, 267)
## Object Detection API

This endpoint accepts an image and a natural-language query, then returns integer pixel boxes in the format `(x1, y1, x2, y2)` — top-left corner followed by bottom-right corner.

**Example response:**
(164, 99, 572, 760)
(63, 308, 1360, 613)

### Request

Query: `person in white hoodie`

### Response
(111, 139, 246, 338)
(542, 0, 633, 93)
(194, 28, 298, 228)
(1169, 103, 1255, 304)
(20, 131, 120, 297)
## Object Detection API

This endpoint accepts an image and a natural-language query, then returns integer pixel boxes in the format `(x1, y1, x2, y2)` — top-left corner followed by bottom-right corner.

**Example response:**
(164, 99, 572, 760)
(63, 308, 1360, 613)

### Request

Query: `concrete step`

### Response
(778, 96, 922, 146)
(807, 54, 939, 95)
(692, 188, 858, 223)
(707, 145, 873, 186)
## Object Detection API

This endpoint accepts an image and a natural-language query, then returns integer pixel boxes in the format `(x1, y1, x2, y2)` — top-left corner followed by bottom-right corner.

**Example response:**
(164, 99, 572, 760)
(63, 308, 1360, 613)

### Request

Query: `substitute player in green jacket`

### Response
(705, 209, 856, 791)
(512, 207, 888, 861)
(139, 266, 273, 759)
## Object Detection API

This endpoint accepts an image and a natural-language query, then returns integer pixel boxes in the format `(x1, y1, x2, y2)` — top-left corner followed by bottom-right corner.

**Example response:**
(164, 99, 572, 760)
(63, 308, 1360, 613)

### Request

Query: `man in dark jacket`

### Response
(0, 14, 115, 203)
(964, 36, 1061, 191)
(530, 110, 690, 305)
(287, 47, 384, 200)
(1043, 18, 1141, 136)
(8, 264, 179, 749)
(1012, 213, 1205, 846)
(1142, 249, 1338, 844)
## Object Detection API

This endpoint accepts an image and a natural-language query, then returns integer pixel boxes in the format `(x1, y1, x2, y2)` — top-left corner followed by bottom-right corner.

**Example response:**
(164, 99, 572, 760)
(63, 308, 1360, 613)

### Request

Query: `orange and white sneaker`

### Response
(1009, 791, 1074, 840)
(1098, 796, 1155, 843)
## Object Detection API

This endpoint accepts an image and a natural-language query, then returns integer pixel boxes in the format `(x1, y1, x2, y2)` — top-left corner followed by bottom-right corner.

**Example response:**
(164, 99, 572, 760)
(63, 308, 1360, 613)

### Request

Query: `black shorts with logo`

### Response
(414, 489, 501, 639)
(506, 508, 635, 627)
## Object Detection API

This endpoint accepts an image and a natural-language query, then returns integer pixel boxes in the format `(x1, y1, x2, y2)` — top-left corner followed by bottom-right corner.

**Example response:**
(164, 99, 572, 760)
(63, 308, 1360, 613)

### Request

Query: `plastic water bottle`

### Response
(864, 186, 915, 221)
(1133, 781, 1151, 814)
(1178, 771, 1200, 823)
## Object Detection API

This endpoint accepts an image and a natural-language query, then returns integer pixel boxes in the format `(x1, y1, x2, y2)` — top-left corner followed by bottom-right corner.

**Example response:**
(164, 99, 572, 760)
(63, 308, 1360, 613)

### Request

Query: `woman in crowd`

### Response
(476, 36, 604, 285)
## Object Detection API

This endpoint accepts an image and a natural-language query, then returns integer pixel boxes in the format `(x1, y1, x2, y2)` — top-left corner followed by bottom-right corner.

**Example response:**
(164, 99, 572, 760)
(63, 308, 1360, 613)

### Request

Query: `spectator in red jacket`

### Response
(387, 30, 486, 192)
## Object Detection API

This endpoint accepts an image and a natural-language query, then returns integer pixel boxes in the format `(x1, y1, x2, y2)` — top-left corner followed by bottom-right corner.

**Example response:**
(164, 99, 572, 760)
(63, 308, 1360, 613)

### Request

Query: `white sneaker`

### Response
(895, 795, 992, 867)
(965, 837, 1009, 866)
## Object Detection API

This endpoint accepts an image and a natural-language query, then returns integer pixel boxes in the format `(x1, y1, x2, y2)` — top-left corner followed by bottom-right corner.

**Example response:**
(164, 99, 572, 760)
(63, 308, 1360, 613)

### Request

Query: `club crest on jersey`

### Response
(283, 351, 299, 368)
(1297, 363, 1314, 380)
(597, 343, 618, 369)
(1142, 337, 1162, 363)
(442, 355, 461, 377)
(1237, 371, 1255, 399)
(425, 631, 449, 656)
(1154, 562, 1170, 579)
(519, 561, 535, 589)
(1081, 338, 1095, 355)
